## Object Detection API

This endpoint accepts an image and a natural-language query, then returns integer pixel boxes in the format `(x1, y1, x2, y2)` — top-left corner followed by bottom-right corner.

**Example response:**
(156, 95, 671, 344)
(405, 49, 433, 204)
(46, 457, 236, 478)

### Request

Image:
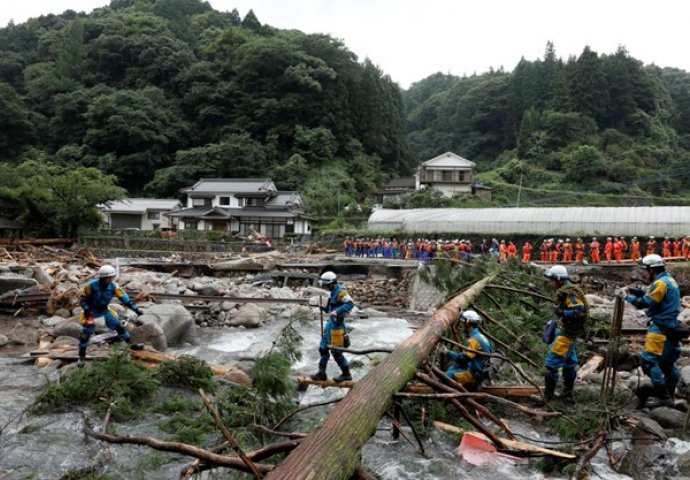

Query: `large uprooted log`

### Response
(266, 275, 494, 480)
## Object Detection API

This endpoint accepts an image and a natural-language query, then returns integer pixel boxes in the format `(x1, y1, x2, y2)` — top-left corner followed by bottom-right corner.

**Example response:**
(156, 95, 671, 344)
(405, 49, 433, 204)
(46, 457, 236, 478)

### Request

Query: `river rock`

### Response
(52, 336, 79, 347)
(0, 273, 38, 295)
(53, 320, 82, 339)
(0, 334, 8, 347)
(131, 322, 167, 351)
(677, 450, 690, 477)
(195, 283, 221, 296)
(221, 301, 235, 311)
(631, 416, 667, 443)
(138, 304, 194, 346)
(54, 308, 72, 319)
(229, 303, 265, 328)
(40, 316, 66, 328)
(223, 365, 252, 386)
(681, 366, 690, 389)
(650, 406, 686, 428)
(125, 280, 144, 292)
(30, 266, 53, 285)
(679, 309, 690, 323)
(268, 287, 296, 299)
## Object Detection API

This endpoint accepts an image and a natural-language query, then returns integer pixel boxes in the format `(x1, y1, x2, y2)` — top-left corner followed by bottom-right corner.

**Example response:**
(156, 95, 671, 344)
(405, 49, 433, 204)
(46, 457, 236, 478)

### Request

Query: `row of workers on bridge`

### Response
(343, 235, 690, 263)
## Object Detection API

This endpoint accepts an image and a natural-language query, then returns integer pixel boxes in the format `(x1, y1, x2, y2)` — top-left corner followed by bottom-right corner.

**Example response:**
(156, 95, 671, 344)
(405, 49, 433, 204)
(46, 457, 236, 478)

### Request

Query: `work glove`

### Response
(320, 306, 329, 313)
(84, 314, 95, 326)
(134, 308, 144, 316)
(553, 306, 564, 317)
(438, 345, 449, 356)
(628, 287, 645, 298)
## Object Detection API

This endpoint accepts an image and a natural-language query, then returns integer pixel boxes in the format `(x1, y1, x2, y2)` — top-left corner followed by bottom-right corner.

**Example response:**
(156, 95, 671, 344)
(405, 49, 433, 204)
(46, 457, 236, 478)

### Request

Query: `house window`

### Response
(147, 211, 160, 220)
(219, 196, 230, 206)
(192, 198, 212, 207)
(241, 197, 264, 207)
(184, 220, 198, 230)
(441, 170, 452, 182)
(263, 223, 283, 238)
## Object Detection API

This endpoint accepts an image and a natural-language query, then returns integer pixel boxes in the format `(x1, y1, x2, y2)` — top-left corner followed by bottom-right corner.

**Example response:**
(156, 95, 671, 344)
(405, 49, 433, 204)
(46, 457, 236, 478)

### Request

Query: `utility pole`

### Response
(516, 174, 523, 208)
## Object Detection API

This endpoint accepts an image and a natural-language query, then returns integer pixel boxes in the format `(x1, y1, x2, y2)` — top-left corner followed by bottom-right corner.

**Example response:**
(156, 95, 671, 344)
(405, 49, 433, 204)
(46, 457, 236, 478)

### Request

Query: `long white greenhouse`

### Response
(367, 207, 690, 236)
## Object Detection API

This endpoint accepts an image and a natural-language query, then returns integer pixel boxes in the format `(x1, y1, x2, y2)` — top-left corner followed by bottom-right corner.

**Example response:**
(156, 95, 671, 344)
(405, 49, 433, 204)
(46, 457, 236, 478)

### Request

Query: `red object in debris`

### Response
(456, 432, 526, 466)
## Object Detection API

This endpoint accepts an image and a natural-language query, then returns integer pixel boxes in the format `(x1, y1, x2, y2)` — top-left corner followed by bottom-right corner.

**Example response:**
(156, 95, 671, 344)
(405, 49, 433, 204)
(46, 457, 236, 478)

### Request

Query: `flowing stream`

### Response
(0, 314, 649, 479)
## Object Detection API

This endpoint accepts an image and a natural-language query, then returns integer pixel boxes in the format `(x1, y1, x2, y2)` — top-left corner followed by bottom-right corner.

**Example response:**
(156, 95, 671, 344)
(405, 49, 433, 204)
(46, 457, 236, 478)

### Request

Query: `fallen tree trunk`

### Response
(266, 274, 494, 480)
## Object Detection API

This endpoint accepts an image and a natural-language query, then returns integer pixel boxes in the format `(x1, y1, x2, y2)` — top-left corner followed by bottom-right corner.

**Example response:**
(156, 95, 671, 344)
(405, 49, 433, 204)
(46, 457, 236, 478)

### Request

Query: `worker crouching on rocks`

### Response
(627, 254, 685, 408)
(442, 310, 493, 390)
(78, 265, 144, 368)
(311, 271, 354, 382)
(537, 265, 589, 404)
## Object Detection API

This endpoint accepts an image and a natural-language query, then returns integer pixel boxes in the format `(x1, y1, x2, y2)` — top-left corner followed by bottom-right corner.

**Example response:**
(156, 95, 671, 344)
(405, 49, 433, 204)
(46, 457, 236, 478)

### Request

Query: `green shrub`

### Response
(156, 356, 217, 393)
(32, 347, 158, 421)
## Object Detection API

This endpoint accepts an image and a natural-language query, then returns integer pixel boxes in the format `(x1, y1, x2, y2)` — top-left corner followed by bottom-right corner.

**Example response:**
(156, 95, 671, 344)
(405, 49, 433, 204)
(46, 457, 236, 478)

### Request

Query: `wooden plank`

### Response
(577, 354, 605, 381)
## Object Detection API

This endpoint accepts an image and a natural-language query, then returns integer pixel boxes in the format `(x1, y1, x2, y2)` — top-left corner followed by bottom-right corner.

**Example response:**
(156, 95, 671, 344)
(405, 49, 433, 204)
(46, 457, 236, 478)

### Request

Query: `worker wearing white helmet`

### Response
(77, 265, 144, 368)
(627, 254, 683, 408)
(536, 265, 589, 404)
(311, 271, 354, 382)
(442, 310, 493, 389)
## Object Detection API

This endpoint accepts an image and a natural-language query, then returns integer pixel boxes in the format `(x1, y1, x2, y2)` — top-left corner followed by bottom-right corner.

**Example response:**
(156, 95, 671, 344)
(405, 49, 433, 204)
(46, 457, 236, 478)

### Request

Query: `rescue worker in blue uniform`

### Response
(627, 254, 682, 408)
(78, 265, 144, 368)
(311, 271, 354, 382)
(443, 310, 492, 390)
(538, 265, 589, 404)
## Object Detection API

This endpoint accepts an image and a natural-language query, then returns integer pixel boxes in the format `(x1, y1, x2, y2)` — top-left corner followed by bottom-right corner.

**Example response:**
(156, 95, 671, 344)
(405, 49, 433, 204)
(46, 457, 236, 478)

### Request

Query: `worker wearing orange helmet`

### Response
(522, 242, 532, 263)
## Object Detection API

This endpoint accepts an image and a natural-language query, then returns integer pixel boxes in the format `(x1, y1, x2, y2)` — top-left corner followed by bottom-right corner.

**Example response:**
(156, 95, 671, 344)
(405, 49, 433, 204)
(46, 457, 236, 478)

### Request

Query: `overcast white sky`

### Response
(2, 0, 689, 88)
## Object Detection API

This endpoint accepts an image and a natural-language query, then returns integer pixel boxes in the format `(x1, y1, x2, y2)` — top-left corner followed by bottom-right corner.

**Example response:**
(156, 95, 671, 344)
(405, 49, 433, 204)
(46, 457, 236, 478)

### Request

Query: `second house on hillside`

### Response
(416, 151, 475, 197)
(100, 198, 183, 230)
(167, 178, 311, 238)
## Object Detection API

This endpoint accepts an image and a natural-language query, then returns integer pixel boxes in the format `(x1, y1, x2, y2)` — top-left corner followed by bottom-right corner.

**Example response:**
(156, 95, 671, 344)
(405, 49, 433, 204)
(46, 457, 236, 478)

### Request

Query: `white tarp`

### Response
(367, 207, 690, 236)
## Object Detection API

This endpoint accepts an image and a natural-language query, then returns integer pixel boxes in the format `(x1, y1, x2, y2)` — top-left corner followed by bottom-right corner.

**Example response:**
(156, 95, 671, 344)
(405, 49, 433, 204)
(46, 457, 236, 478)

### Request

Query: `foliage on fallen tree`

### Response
(32, 347, 158, 421)
(157, 355, 217, 393)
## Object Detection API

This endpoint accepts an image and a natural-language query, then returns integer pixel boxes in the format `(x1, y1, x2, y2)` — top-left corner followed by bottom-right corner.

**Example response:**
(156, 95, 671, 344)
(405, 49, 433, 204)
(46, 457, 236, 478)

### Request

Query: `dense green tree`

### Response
(0, 159, 125, 236)
(0, 82, 33, 160)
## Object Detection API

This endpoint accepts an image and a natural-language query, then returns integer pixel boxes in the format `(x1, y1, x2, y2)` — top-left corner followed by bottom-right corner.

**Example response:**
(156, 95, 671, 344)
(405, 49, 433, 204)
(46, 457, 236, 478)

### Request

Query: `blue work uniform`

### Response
(319, 283, 354, 370)
(445, 328, 492, 389)
(79, 279, 139, 350)
(544, 280, 588, 388)
(629, 272, 681, 393)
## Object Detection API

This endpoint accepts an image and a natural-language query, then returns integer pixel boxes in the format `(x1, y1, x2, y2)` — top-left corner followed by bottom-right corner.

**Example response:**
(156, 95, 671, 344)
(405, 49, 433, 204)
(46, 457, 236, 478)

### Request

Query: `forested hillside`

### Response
(0, 0, 409, 218)
(404, 42, 690, 207)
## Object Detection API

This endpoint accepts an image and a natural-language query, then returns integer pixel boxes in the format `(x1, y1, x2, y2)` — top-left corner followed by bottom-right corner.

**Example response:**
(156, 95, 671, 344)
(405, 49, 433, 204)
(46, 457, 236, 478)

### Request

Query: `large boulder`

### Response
(29, 266, 53, 286)
(229, 303, 266, 328)
(131, 322, 167, 351)
(0, 334, 8, 347)
(0, 273, 38, 295)
(194, 283, 221, 296)
(677, 450, 690, 477)
(268, 287, 296, 300)
(650, 406, 686, 429)
(138, 304, 194, 346)
(222, 365, 252, 386)
(53, 319, 82, 339)
(40, 316, 66, 328)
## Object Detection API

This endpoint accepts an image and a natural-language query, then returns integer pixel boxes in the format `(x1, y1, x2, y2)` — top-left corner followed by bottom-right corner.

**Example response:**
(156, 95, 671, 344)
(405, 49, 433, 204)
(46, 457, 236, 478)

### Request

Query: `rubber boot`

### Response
(310, 367, 327, 381)
(333, 366, 352, 382)
(532, 368, 557, 406)
(558, 368, 575, 402)
(634, 384, 653, 410)
(77, 347, 86, 368)
(645, 386, 674, 409)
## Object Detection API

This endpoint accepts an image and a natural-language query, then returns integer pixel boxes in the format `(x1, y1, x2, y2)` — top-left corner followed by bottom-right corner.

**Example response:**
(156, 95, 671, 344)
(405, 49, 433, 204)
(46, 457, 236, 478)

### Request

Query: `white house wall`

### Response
(368, 207, 690, 236)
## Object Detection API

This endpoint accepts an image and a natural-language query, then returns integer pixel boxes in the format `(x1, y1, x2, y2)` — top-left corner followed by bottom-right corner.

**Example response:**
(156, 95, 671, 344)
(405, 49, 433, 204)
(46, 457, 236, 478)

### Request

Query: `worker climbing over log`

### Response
(626, 254, 685, 408)
(77, 265, 144, 368)
(535, 265, 589, 405)
(311, 271, 354, 382)
(441, 310, 492, 390)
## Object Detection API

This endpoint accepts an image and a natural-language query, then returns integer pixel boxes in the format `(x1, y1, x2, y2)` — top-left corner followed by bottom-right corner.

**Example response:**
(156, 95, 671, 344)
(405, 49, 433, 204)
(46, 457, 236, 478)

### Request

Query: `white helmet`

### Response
(319, 271, 337, 286)
(640, 254, 665, 269)
(460, 310, 483, 326)
(545, 265, 568, 281)
(98, 265, 117, 279)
